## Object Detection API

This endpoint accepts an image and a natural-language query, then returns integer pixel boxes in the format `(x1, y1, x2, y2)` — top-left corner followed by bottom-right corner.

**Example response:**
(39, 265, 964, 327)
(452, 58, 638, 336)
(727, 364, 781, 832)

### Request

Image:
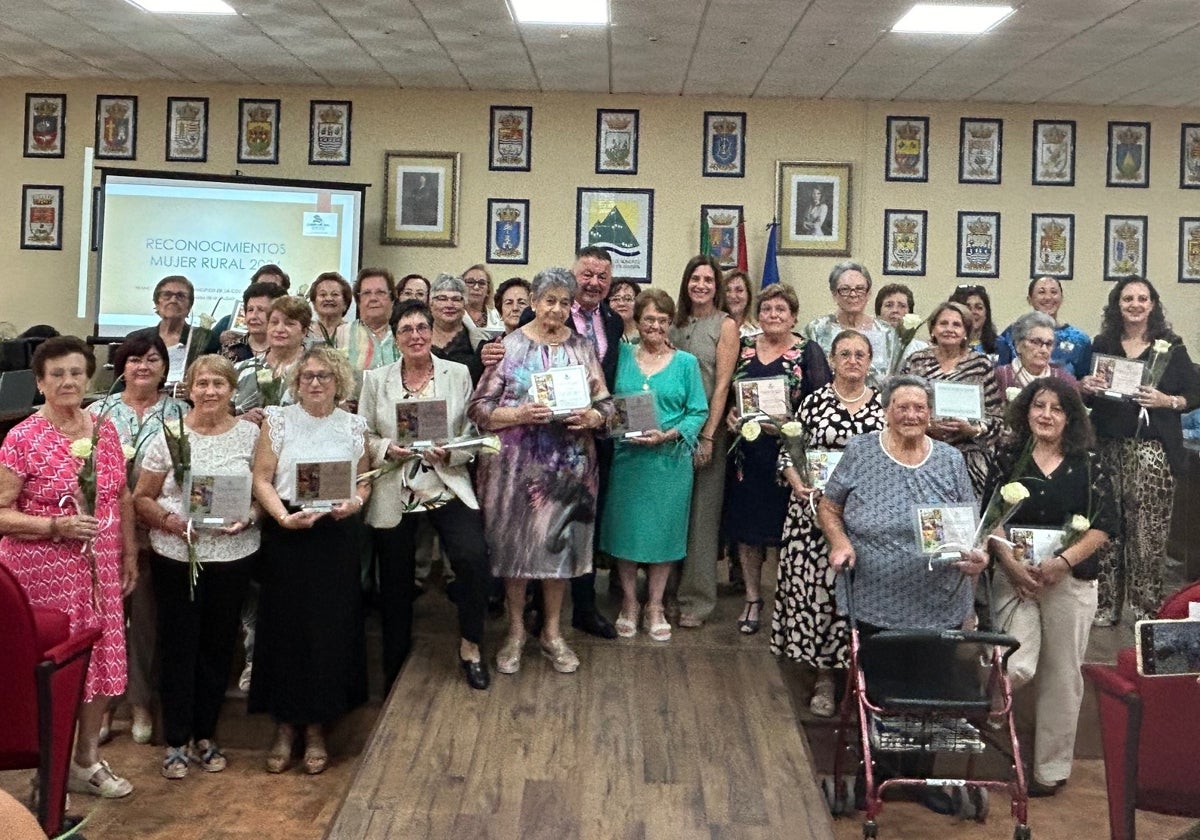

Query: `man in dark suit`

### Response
(490, 246, 622, 639)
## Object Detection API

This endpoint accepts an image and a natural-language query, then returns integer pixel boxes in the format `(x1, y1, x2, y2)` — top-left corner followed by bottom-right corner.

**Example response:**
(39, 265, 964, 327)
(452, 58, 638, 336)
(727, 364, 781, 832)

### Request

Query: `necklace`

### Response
(831, 383, 867, 403)
(880, 428, 930, 467)
(401, 360, 434, 396)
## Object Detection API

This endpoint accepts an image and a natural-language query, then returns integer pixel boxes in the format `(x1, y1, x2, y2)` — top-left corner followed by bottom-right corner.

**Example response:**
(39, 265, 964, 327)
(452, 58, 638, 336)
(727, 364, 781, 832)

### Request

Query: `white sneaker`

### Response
(69, 760, 133, 798)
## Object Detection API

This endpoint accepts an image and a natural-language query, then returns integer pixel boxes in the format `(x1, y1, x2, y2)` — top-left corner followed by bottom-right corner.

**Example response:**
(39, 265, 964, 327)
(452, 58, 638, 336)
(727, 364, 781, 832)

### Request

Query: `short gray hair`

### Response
(430, 273, 466, 298)
(879, 374, 933, 409)
(530, 266, 577, 301)
(828, 261, 873, 294)
(1011, 310, 1056, 345)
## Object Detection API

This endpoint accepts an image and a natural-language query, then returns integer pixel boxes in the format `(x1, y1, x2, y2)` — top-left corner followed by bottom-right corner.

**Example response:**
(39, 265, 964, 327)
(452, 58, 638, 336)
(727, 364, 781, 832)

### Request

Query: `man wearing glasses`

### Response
(802, 261, 898, 386)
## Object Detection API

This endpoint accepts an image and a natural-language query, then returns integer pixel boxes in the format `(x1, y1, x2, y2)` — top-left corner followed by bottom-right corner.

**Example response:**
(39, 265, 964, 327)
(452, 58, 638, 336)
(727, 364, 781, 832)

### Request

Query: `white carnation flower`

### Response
(780, 420, 804, 437)
(740, 419, 762, 442)
(69, 438, 93, 458)
(901, 313, 924, 330)
(1000, 482, 1030, 505)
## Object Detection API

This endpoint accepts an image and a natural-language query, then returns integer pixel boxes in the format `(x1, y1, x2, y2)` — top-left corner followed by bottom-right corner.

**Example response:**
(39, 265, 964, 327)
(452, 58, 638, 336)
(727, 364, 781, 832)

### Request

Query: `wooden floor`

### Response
(326, 619, 834, 840)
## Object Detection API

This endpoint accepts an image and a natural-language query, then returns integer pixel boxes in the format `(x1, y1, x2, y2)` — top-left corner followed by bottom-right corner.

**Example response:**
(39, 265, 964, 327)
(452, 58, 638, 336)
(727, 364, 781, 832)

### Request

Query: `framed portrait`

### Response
(94, 95, 137, 160)
(885, 116, 929, 182)
(1103, 215, 1148, 281)
(24, 93, 66, 158)
(575, 187, 654, 281)
(165, 97, 208, 162)
(882, 209, 927, 276)
(1178, 217, 1200, 283)
(1032, 120, 1076, 186)
(237, 98, 280, 164)
(775, 160, 851, 256)
(1107, 121, 1150, 188)
(308, 100, 351, 166)
(20, 184, 63, 250)
(382, 150, 460, 247)
(702, 111, 746, 177)
(1030, 213, 1075, 280)
(956, 211, 1001, 278)
(595, 109, 639, 175)
(1180, 124, 1200, 189)
(489, 106, 532, 172)
(958, 117, 1002, 184)
(700, 204, 744, 269)
(485, 198, 529, 265)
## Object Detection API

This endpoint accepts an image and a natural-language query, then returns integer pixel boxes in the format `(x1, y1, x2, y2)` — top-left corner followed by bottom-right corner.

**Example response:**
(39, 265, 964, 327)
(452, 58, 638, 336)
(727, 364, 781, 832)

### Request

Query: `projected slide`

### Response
(96, 171, 365, 337)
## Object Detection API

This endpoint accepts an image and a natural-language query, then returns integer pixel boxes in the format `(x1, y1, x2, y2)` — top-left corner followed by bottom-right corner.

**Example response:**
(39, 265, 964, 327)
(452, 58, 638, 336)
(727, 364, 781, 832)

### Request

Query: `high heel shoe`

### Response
(737, 599, 764, 635)
(265, 724, 295, 774)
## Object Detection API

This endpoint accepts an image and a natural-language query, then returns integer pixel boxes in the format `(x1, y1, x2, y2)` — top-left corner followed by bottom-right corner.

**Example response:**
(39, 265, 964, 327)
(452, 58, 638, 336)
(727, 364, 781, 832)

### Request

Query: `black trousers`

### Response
(153, 552, 253, 749)
(567, 437, 613, 614)
(372, 499, 491, 688)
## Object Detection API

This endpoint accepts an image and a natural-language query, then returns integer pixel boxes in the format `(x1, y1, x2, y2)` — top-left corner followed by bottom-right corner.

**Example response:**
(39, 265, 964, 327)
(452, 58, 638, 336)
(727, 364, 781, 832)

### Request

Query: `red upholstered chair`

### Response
(1082, 580, 1200, 840)
(0, 563, 100, 837)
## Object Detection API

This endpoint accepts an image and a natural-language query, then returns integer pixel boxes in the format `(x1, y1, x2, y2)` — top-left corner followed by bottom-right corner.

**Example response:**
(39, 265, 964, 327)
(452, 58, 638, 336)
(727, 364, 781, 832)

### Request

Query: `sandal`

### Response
(161, 747, 189, 780)
(303, 725, 328, 775)
(496, 634, 525, 675)
(615, 607, 639, 638)
(809, 672, 836, 718)
(643, 607, 672, 642)
(737, 599, 764, 635)
(265, 724, 295, 774)
(69, 760, 133, 798)
(193, 739, 227, 773)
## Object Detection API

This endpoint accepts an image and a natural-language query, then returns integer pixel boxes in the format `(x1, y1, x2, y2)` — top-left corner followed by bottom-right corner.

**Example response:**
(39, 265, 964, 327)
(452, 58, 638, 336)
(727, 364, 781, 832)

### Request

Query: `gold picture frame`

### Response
(382, 150, 460, 247)
(775, 161, 852, 256)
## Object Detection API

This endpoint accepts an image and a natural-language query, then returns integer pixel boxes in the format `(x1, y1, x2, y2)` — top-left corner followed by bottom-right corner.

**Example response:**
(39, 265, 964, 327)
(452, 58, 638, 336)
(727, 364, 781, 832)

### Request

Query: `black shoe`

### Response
(572, 609, 617, 639)
(1026, 778, 1065, 798)
(460, 657, 490, 691)
(920, 788, 956, 815)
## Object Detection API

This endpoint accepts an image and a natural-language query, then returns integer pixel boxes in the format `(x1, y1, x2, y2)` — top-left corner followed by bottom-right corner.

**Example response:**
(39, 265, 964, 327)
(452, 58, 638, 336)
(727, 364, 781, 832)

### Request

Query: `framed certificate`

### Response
(806, 450, 843, 491)
(1007, 526, 1065, 567)
(736, 376, 790, 419)
(913, 504, 978, 558)
(229, 302, 248, 335)
(529, 365, 591, 415)
(394, 398, 449, 447)
(611, 392, 659, 438)
(1091, 353, 1145, 400)
(185, 473, 252, 526)
(931, 380, 984, 421)
(293, 459, 354, 510)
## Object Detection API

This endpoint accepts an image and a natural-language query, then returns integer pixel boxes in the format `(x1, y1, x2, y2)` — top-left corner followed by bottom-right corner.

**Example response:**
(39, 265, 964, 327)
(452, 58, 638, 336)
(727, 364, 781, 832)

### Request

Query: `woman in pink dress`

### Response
(0, 337, 139, 799)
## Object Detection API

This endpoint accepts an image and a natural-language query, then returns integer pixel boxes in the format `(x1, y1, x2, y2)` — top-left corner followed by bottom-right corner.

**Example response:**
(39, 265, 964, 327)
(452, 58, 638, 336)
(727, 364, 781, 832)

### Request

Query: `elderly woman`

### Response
(1080, 277, 1200, 625)
(126, 275, 195, 388)
(803, 261, 897, 386)
(343, 267, 401, 401)
(219, 281, 286, 364)
(600, 288, 708, 641)
(359, 301, 492, 691)
(250, 346, 370, 774)
(233, 296, 310, 423)
(205, 265, 290, 354)
(392, 273, 430, 322)
(901, 301, 1002, 500)
(606, 278, 641, 344)
(495, 277, 531, 336)
(469, 267, 613, 676)
(874, 282, 928, 359)
(88, 333, 187, 745)
(669, 254, 739, 629)
(772, 330, 885, 717)
(727, 284, 831, 634)
(463, 264, 504, 331)
(995, 311, 1077, 400)
(989, 378, 1117, 797)
(725, 270, 761, 338)
(132, 355, 261, 779)
(307, 271, 353, 348)
(0, 337, 138, 798)
(997, 277, 1093, 378)
(950, 284, 999, 358)
(430, 274, 490, 385)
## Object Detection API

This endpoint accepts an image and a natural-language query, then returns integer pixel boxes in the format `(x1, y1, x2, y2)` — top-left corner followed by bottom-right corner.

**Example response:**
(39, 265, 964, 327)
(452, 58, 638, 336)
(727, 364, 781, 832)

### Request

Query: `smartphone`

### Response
(1135, 619, 1200, 677)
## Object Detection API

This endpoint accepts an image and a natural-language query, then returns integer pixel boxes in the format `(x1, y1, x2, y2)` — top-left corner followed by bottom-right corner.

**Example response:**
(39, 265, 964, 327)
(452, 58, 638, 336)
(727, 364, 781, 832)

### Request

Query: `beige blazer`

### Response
(358, 355, 479, 529)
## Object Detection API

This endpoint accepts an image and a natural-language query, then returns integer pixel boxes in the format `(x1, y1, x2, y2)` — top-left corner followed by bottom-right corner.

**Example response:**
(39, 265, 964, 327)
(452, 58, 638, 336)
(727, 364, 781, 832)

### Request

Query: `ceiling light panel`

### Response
(510, 0, 608, 26)
(892, 4, 1013, 35)
(124, 0, 237, 14)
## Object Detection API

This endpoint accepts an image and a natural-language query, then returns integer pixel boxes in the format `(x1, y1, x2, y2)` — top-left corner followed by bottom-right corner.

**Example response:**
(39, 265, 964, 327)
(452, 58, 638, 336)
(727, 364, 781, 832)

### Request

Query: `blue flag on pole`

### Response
(761, 221, 780, 288)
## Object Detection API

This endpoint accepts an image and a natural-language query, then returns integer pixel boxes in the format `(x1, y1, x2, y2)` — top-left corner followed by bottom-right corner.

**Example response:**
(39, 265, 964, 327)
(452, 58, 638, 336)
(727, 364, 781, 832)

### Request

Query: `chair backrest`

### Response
(1157, 579, 1200, 619)
(0, 565, 40, 757)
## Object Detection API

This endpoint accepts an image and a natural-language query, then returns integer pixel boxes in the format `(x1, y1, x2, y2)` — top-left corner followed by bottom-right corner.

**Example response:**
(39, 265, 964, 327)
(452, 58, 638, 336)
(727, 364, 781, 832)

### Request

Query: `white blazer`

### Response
(358, 355, 479, 529)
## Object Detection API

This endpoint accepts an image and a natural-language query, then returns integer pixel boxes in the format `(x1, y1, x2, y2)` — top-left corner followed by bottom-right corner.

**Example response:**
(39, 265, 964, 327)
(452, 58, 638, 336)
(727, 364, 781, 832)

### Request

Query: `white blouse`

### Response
(265, 403, 367, 502)
(142, 420, 261, 563)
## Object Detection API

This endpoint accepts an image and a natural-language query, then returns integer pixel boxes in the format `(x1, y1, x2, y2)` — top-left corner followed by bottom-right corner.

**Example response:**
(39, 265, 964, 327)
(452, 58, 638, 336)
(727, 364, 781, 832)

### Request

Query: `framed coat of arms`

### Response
(883, 209, 927, 276)
(94, 95, 137, 160)
(1030, 213, 1074, 280)
(238, 98, 280, 165)
(958, 118, 1002, 184)
(1107, 121, 1149, 188)
(165, 97, 208, 162)
(595, 109, 639, 175)
(24, 93, 66, 158)
(1103, 215, 1147, 281)
(1179, 124, 1200, 189)
(702, 111, 745, 177)
(885, 116, 929, 182)
(489, 106, 532, 172)
(308, 100, 351, 166)
(486, 198, 529, 264)
(1178, 217, 1200, 283)
(956, 211, 1001, 278)
(1032, 120, 1075, 186)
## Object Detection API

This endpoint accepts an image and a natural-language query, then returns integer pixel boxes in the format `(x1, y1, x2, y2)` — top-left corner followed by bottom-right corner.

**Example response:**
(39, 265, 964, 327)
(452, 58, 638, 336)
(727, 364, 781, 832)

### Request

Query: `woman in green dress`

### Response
(599, 288, 709, 642)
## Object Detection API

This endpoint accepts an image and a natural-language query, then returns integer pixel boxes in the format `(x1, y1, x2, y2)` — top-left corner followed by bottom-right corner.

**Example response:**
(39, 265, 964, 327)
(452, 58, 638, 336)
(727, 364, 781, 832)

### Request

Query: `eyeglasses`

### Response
(1023, 338, 1054, 349)
(359, 289, 391, 299)
(299, 372, 334, 384)
(835, 286, 869, 298)
(432, 294, 464, 305)
(463, 278, 488, 288)
(396, 323, 432, 337)
(834, 350, 870, 361)
(158, 290, 190, 301)
(609, 296, 636, 305)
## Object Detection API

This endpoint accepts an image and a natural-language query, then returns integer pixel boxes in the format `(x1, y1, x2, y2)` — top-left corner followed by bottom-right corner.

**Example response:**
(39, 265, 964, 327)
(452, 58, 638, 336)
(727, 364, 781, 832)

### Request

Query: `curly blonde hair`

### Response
(287, 346, 355, 403)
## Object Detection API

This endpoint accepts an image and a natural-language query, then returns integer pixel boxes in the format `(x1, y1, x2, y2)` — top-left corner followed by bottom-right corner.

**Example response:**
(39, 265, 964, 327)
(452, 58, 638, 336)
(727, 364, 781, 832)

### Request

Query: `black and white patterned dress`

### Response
(769, 384, 884, 669)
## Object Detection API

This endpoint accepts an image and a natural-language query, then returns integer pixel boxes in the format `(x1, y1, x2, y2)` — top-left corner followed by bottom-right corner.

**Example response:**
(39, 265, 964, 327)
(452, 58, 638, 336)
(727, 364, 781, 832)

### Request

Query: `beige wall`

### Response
(2, 79, 1198, 342)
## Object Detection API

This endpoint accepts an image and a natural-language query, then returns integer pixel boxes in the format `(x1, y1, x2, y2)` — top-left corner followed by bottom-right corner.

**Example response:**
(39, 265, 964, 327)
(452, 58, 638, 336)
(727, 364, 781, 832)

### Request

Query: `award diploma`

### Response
(529, 365, 592, 415)
(931, 380, 984, 422)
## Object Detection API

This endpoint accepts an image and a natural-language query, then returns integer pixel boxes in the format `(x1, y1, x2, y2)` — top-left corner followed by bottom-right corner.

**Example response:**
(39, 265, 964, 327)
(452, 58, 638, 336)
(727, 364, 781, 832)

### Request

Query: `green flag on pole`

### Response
(700, 212, 711, 257)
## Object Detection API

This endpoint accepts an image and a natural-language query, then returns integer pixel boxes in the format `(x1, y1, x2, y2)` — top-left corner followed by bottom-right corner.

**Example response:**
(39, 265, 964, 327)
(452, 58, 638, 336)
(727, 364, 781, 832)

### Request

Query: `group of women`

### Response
(1, 257, 1196, 810)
